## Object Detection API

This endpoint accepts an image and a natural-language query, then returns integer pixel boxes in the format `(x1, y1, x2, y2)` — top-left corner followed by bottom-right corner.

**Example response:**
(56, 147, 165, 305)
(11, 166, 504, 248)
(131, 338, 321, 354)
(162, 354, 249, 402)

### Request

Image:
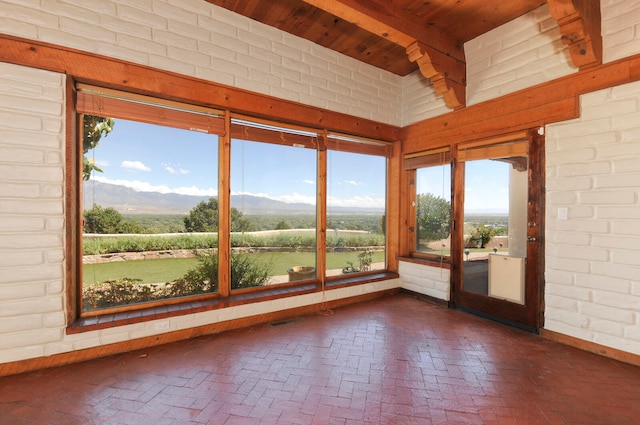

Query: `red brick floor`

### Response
(1, 293, 639, 425)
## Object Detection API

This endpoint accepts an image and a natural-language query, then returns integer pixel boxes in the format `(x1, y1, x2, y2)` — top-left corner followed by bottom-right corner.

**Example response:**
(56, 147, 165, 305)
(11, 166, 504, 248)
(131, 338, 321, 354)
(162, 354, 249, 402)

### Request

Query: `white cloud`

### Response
(327, 195, 384, 209)
(91, 176, 217, 196)
(121, 160, 151, 172)
(163, 162, 190, 175)
(274, 193, 316, 205)
(345, 180, 361, 186)
(231, 190, 317, 206)
(301, 179, 315, 185)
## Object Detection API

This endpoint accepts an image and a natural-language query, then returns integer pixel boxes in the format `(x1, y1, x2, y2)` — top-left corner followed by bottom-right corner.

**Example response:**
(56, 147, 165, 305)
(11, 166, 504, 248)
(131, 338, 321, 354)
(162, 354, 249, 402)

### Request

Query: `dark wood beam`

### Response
(547, 0, 602, 69)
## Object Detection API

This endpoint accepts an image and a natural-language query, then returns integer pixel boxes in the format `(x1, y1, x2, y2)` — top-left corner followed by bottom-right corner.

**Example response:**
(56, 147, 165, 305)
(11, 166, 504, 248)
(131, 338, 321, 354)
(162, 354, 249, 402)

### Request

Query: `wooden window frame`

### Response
(76, 86, 226, 317)
(69, 85, 397, 331)
(403, 146, 453, 264)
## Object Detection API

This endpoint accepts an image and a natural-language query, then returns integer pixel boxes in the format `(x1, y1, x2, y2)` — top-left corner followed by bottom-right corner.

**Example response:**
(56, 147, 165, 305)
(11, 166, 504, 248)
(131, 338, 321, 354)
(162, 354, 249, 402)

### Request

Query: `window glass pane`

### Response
(231, 138, 317, 287)
(327, 150, 386, 276)
(82, 116, 219, 312)
(415, 165, 451, 256)
(462, 158, 527, 302)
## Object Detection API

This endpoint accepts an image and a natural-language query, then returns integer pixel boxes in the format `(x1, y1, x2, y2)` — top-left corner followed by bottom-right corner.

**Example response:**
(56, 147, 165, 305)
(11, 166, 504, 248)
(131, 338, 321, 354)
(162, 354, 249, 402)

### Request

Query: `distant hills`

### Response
(83, 181, 383, 215)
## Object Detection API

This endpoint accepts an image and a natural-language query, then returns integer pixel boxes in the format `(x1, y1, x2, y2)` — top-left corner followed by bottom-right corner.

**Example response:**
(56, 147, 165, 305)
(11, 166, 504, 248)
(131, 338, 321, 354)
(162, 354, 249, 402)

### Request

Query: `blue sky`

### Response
(88, 119, 387, 209)
(88, 119, 513, 212)
(464, 160, 511, 213)
(416, 160, 511, 213)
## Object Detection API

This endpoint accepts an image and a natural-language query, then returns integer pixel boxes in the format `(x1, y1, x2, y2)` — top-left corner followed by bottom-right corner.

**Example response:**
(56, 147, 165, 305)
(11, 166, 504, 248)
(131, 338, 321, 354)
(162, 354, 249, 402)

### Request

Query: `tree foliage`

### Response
(83, 115, 115, 181)
(416, 193, 451, 242)
(467, 224, 495, 248)
(84, 204, 141, 234)
(184, 197, 250, 232)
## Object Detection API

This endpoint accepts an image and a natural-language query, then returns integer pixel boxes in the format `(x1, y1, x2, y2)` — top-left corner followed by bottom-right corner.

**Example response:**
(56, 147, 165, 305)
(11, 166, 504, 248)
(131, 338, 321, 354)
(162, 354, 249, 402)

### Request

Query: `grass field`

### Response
(83, 250, 385, 285)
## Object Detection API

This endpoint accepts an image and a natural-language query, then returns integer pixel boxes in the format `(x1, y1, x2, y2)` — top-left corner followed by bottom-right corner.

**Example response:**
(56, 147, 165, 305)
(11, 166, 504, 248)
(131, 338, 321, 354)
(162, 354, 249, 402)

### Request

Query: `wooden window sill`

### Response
(67, 271, 398, 334)
(399, 256, 451, 269)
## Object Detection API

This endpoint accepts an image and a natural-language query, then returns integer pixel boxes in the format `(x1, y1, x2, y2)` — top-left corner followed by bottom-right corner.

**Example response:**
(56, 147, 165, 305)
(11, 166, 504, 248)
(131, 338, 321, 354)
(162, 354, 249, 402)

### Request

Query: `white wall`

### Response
(0, 64, 67, 362)
(602, 0, 640, 63)
(545, 80, 640, 355)
(464, 3, 574, 106)
(399, 261, 450, 301)
(401, 70, 449, 127)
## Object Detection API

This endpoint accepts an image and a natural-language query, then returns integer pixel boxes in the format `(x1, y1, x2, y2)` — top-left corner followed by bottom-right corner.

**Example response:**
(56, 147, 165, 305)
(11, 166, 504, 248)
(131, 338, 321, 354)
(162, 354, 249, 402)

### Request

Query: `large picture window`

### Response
(78, 87, 223, 313)
(74, 86, 392, 320)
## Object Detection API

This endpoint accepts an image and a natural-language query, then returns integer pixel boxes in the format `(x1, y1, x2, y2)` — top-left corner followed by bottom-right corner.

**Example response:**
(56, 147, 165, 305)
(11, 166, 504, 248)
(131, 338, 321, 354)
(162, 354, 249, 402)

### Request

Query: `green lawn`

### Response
(83, 257, 200, 285)
(83, 250, 385, 285)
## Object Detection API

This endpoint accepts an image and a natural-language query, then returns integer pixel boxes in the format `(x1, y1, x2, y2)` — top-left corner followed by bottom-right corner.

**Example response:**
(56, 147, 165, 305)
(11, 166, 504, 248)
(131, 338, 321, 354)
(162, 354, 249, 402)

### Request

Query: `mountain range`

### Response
(83, 181, 383, 215)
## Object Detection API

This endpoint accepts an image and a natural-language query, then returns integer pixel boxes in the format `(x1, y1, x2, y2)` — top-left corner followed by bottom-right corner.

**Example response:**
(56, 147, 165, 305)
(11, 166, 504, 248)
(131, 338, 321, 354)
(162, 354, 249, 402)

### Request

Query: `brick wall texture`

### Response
(546, 80, 640, 354)
(1, 0, 640, 363)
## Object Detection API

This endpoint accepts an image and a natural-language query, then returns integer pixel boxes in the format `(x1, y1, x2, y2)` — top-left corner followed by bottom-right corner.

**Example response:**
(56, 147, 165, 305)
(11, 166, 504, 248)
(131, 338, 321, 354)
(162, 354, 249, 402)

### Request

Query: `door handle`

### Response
(527, 236, 536, 242)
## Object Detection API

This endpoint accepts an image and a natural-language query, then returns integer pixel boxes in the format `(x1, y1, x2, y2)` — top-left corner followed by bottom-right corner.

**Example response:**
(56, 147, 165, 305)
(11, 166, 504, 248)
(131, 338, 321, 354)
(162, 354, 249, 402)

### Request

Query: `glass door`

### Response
(452, 132, 544, 331)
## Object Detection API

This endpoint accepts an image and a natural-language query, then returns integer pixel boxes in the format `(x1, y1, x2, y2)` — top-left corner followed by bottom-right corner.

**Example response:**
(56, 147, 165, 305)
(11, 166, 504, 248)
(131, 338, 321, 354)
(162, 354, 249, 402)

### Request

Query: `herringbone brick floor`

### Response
(1, 293, 639, 424)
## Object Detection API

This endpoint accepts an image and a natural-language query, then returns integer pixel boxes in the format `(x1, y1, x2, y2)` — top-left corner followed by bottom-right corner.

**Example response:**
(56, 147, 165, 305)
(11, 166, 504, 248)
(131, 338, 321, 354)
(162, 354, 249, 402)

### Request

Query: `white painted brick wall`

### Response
(0, 0, 402, 125)
(399, 261, 450, 301)
(546, 79, 640, 355)
(401, 70, 449, 127)
(464, 4, 575, 106)
(0, 62, 66, 362)
(602, 0, 640, 62)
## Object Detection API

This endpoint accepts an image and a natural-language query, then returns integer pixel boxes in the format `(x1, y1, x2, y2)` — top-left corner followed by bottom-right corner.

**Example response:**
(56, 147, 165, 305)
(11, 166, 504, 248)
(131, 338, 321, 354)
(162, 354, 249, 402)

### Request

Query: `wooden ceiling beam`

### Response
(301, 0, 466, 109)
(301, 0, 463, 59)
(547, 0, 602, 69)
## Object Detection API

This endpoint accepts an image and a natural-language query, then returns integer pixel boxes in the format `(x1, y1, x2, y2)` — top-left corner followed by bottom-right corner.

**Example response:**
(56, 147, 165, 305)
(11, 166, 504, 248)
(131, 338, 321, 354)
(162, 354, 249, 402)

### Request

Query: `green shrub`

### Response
(230, 254, 271, 290)
(83, 278, 159, 310)
(83, 232, 384, 256)
(82, 252, 270, 310)
(83, 234, 219, 255)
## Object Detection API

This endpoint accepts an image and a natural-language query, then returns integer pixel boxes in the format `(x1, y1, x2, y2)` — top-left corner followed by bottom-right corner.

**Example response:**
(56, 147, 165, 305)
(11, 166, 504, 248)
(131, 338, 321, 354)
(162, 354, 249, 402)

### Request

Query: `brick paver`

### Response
(1, 293, 639, 424)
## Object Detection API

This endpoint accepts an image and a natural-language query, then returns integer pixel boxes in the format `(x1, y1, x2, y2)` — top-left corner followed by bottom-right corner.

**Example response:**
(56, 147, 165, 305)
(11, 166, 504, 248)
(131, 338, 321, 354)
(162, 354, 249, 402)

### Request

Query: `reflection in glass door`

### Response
(462, 157, 528, 301)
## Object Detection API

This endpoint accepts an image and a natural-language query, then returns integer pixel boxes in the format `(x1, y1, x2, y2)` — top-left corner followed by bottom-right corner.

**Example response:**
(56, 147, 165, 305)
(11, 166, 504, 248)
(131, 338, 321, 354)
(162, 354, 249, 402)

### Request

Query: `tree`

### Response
(184, 198, 219, 232)
(416, 193, 451, 242)
(84, 204, 141, 234)
(83, 115, 115, 181)
(275, 220, 291, 230)
(184, 198, 249, 232)
(468, 224, 495, 248)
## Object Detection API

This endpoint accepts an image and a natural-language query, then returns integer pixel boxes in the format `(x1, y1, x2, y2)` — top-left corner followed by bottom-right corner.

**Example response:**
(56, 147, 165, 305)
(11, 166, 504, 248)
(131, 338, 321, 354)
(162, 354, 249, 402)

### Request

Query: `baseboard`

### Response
(0, 288, 399, 377)
(540, 328, 640, 367)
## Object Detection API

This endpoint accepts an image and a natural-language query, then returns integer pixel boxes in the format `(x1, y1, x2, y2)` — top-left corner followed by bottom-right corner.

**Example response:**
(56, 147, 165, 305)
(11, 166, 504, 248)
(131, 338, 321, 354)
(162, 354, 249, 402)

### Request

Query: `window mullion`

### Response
(218, 112, 232, 297)
(317, 132, 328, 287)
